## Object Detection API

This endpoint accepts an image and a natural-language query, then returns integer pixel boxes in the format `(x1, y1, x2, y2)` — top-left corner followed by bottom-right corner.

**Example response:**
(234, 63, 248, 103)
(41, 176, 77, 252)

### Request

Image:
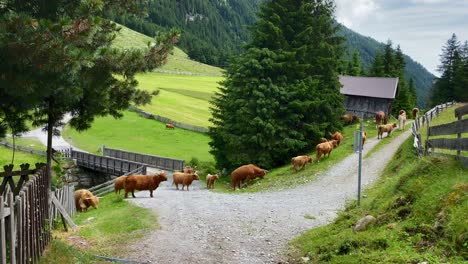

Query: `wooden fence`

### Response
(87, 165, 147, 197)
(410, 101, 455, 156)
(0, 164, 76, 264)
(426, 104, 468, 167)
(103, 146, 184, 171)
(0, 141, 46, 157)
(71, 150, 146, 176)
(129, 105, 209, 133)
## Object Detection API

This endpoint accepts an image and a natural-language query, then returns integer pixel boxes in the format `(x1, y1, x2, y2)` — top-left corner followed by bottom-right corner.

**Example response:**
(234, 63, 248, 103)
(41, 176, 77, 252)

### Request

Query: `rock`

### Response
(83, 217, 95, 224)
(353, 215, 376, 232)
(301, 256, 310, 263)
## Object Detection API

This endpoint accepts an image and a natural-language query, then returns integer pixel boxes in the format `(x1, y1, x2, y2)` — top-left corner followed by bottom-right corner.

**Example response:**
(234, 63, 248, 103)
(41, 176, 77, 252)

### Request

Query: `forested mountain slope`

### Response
(112, 0, 434, 107)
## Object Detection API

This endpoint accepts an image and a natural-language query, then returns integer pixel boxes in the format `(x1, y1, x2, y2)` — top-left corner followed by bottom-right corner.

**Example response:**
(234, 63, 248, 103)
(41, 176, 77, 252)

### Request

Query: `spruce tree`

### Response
(346, 49, 363, 76)
(430, 34, 462, 105)
(209, 0, 344, 170)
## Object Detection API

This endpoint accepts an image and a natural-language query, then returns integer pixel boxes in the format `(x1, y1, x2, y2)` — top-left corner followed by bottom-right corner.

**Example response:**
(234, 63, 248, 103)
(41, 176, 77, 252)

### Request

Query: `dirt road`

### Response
(124, 129, 412, 264)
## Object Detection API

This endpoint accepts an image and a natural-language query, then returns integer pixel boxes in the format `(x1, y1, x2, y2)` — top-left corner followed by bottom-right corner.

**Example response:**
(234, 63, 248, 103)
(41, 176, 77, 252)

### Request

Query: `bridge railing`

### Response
(102, 146, 184, 171)
(71, 151, 146, 176)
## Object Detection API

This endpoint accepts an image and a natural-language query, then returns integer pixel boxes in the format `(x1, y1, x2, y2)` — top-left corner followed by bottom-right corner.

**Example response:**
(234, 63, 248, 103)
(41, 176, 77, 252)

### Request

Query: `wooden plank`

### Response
(51, 194, 77, 231)
(428, 119, 468, 136)
(0, 196, 6, 264)
(455, 104, 468, 118)
(15, 196, 22, 264)
(427, 138, 468, 151)
(460, 156, 468, 168)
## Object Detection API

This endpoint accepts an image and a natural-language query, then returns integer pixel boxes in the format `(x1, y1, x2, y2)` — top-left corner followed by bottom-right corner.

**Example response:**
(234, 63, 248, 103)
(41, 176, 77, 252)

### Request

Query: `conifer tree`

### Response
(430, 34, 463, 105)
(0, 1, 178, 181)
(346, 49, 363, 76)
(209, 0, 344, 170)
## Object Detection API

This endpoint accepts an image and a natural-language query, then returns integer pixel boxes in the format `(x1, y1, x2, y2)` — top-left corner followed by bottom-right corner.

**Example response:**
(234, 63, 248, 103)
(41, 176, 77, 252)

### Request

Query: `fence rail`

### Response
(71, 150, 146, 176)
(103, 146, 184, 171)
(425, 103, 468, 167)
(0, 141, 46, 157)
(410, 101, 455, 156)
(129, 106, 208, 133)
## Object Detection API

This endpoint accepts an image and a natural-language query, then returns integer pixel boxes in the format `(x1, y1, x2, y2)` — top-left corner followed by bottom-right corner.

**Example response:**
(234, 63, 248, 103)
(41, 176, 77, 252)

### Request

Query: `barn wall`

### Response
(344, 95, 393, 118)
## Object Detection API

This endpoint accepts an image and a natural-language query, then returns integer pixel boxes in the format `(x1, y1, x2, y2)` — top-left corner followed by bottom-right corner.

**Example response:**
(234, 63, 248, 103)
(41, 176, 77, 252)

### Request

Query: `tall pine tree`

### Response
(430, 34, 462, 105)
(209, 0, 344, 171)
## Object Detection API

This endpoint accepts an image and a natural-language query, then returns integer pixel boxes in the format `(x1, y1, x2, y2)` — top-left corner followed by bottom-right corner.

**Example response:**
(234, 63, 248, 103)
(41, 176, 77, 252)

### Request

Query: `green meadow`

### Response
(136, 72, 223, 127)
(62, 110, 213, 162)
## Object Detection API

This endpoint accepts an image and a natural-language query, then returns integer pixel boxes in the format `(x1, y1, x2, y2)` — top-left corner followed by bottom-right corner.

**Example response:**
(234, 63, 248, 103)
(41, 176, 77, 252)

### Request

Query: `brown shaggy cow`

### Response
(412, 108, 419, 119)
(231, 164, 268, 191)
(124, 171, 168, 198)
(375, 111, 386, 128)
(341, 114, 358, 125)
(166, 123, 175, 129)
(398, 111, 407, 130)
(378, 123, 397, 139)
(114, 175, 127, 194)
(173, 171, 200, 191)
(291, 155, 313, 172)
(331, 131, 344, 146)
(362, 131, 367, 149)
(74, 189, 99, 212)
(316, 140, 339, 162)
(206, 173, 219, 189)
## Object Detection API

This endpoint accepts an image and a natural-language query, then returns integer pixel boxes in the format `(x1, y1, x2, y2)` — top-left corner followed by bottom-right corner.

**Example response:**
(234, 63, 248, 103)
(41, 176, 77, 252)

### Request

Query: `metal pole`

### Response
(357, 113, 363, 207)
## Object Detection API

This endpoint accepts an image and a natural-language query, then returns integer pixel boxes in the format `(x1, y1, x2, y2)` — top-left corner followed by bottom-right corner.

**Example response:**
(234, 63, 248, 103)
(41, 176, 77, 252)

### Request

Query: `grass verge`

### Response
(40, 193, 158, 263)
(211, 120, 380, 193)
(289, 137, 468, 263)
(0, 145, 45, 166)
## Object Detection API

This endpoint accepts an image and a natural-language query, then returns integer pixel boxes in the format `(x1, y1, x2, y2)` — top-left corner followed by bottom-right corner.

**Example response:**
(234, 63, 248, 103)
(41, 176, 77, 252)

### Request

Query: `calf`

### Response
(316, 140, 338, 162)
(362, 131, 367, 149)
(412, 108, 419, 119)
(74, 189, 99, 212)
(166, 123, 175, 129)
(319, 137, 328, 143)
(114, 175, 126, 194)
(375, 111, 386, 128)
(231, 164, 268, 191)
(124, 171, 168, 198)
(206, 173, 219, 189)
(331, 131, 344, 146)
(291, 155, 313, 172)
(340, 114, 358, 125)
(173, 171, 200, 191)
(378, 123, 397, 139)
(398, 111, 407, 130)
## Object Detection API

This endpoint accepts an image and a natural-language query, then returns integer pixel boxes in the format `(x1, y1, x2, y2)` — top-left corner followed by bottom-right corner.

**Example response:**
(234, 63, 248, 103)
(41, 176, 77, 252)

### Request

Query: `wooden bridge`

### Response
(70, 148, 184, 176)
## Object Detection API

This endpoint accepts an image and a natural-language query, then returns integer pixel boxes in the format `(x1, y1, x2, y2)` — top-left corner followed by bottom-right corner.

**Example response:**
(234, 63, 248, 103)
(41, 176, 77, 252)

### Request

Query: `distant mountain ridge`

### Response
(112, 0, 434, 107)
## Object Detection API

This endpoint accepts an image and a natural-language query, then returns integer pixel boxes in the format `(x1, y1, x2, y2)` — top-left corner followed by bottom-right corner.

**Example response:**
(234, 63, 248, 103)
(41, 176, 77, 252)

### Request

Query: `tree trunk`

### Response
(46, 101, 54, 190)
(11, 134, 16, 164)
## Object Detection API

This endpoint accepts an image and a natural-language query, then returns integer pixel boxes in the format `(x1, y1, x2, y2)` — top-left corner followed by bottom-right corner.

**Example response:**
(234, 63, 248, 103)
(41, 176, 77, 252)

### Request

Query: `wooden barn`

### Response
(339, 75, 399, 118)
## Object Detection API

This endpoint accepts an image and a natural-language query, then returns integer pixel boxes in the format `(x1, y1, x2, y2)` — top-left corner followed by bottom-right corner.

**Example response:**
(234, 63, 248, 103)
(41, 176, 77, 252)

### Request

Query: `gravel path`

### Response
(124, 129, 413, 264)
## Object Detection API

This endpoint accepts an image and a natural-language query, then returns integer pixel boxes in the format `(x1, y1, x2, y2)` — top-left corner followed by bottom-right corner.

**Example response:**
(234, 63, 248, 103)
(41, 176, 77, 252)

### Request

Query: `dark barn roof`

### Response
(339, 75, 399, 99)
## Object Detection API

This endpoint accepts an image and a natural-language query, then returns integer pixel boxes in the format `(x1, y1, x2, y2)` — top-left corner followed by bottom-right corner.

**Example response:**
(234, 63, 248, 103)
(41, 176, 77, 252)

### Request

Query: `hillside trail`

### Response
(124, 128, 413, 264)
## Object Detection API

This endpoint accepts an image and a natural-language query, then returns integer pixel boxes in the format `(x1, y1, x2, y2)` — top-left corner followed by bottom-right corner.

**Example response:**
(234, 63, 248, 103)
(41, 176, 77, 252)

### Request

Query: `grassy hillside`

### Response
(289, 109, 467, 263)
(62, 111, 213, 162)
(136, 72, 222, 127)
(113, 24, 223, 127)
(113, 24, 222, 76)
